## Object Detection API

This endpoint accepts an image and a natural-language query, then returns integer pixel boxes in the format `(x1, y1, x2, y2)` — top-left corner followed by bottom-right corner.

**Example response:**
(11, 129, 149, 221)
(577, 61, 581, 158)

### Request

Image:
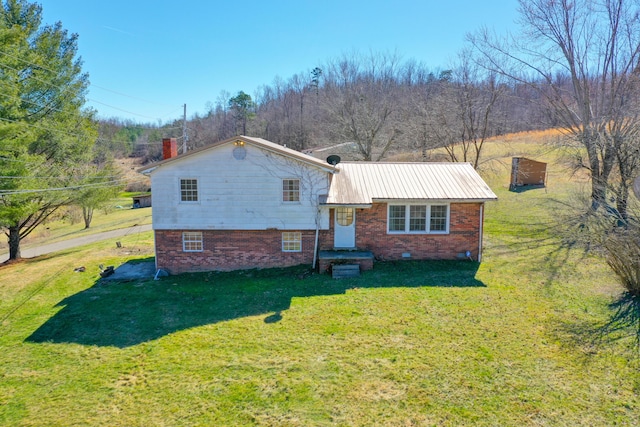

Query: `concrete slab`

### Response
(102, 261, 156, 281)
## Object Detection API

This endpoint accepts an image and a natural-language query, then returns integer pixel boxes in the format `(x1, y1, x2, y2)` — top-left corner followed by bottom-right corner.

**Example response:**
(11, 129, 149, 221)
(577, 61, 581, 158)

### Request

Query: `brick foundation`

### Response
(155, 229, 317, 274)
(156, 202, 484, 274)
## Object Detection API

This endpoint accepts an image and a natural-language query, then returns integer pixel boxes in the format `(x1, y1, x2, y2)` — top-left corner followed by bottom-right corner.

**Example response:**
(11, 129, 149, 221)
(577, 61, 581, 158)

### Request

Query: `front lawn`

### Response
(1, 136, 639, 425)
(1, 228, 638, 425)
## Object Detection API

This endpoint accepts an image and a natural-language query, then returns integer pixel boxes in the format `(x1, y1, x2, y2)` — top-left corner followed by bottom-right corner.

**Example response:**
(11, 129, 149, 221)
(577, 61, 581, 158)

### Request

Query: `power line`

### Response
(0, 177, 147, 195)
(0, 175, 122, 179)
(0, 48, 177, 110)
(87, 98, 167, 121)
(0, 48, 184, 124)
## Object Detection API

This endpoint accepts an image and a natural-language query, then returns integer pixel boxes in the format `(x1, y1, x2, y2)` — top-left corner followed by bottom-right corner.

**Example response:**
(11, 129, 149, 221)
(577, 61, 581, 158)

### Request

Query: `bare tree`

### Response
(322, 52, 404, 161)
(408, 70, 452, 161)
(436, 54, 504, 169)
(469, 0, 640, 214)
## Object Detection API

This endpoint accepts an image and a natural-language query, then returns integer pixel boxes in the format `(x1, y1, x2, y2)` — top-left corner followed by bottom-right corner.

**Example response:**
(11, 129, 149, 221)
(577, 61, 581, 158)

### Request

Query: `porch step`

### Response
(332, 264, 360, 279)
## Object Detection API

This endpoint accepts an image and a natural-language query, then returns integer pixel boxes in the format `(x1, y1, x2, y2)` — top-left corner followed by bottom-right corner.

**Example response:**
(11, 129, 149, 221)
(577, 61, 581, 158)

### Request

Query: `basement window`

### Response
(387, 204, 449, 234)
(282, 232, 302, 252)
(182, 232, 203, 252)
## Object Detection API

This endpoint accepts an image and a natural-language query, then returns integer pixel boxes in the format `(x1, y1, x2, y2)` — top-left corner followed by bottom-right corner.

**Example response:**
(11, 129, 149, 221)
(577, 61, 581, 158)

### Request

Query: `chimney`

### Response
(162, 138, 178, 160)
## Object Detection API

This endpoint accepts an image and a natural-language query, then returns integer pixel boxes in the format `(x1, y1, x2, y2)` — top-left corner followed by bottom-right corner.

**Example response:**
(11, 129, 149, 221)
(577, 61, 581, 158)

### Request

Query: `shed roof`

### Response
(326, 162, 497, 205)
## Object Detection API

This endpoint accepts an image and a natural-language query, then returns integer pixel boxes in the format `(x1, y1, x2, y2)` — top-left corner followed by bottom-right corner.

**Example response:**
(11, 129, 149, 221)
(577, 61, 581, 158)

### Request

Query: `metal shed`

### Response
(509, 157, 547, 191)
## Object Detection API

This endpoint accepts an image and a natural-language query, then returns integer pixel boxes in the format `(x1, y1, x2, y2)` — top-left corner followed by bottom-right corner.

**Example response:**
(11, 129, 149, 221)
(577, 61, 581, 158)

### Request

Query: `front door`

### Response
(334, 207, 356, 249)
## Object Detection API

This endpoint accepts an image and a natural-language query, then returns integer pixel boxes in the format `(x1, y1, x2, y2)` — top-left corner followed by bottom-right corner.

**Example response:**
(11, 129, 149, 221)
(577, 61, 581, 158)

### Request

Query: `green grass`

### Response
(1, 137, 640, 426)
(0, 196, 152, 254)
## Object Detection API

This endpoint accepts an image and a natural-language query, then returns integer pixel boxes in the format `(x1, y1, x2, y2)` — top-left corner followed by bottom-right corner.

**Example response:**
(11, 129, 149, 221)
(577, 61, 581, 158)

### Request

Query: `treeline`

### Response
(97, 51, 549, 164)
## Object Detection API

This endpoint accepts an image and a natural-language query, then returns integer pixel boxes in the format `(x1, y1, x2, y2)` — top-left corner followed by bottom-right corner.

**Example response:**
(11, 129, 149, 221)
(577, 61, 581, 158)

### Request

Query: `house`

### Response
(139, 136, 497, 274)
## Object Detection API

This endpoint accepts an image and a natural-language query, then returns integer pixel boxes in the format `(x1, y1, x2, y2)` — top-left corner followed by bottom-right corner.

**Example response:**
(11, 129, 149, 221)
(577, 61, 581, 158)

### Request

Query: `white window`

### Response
(282, 232, 302, 252)
(282, 179, 300, 202)
(387, 204, 449, 234)
(180, 178, 198, 202)
(182, 232, 203, 252)
(429, 205, 448, 232)
(336, 207, 354, 226)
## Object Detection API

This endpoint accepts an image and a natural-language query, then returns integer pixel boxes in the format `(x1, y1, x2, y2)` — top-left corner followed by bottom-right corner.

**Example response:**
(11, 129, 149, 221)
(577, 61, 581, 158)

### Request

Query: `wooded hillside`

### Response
(97, 52, 548, 164)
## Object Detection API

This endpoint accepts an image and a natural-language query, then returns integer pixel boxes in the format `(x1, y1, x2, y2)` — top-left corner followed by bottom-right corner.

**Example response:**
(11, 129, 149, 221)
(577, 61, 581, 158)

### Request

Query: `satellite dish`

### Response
(633, 176, 640, 200)
(327, 155, 341, 166)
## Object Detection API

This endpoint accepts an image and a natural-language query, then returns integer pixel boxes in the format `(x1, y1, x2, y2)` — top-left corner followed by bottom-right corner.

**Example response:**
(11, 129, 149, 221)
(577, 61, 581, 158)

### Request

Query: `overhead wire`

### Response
(0, 49, 175, 193)
(0, 174, 122, 179)
(0, 176, 148, 196)
(0, 48, 185, 123)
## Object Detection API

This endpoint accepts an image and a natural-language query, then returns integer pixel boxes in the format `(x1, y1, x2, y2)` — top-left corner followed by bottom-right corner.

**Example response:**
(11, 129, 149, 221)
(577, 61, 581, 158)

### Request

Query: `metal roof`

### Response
(326, 162, 498, 205)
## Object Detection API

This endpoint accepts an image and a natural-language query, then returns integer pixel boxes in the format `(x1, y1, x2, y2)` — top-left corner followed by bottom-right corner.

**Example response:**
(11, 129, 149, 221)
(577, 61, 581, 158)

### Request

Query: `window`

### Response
(388, 205, 406, 232)
(282, 232, 302, 252)
(387, 204, 449, 234)
(336, 207, 354, 226)
(409, 205, 427, 231)
(282, 179, 300, 202)
(182, 232, 203, 252)
(180, 178, 198, 202)
(430, 205, 448, 232)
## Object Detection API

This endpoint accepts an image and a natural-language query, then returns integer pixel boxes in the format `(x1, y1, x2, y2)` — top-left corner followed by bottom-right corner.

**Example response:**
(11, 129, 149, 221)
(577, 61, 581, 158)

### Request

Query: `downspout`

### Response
(478, 203, 484, 262)
(312, 223, 319, 270)
(312, 203, 321, 270)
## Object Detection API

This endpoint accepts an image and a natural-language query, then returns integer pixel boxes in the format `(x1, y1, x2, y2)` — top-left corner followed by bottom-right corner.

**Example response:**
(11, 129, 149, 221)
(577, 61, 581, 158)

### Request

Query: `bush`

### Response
(603, 227, 640, 296)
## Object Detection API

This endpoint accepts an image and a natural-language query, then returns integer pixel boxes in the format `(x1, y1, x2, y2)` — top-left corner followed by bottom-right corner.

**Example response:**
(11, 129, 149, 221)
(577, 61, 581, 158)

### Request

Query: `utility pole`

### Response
(182, 103, 188, 154)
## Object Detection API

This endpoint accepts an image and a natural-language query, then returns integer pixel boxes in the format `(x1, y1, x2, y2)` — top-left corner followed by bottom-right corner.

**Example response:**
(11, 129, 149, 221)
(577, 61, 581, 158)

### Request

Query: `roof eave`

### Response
(136, 135, 338, 175)
(372, 197, 497, 202)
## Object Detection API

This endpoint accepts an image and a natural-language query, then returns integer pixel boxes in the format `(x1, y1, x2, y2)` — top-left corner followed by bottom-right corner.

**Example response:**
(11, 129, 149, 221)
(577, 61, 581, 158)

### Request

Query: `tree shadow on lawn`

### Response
(550, 292, 640, 354)
(27, 259, 484, 348)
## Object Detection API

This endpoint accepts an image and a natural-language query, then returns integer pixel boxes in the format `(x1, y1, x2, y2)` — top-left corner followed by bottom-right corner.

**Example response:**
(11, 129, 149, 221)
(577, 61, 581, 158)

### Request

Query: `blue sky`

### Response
(39, 0, 520, 124)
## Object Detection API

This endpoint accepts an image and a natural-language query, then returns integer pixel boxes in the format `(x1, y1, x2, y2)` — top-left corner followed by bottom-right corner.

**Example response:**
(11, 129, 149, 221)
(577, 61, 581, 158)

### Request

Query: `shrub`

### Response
(603, 227, 640, 296)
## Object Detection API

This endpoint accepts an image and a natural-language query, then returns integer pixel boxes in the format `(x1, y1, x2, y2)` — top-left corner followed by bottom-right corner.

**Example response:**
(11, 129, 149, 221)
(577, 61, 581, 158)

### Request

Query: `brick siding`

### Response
(155, 229, 316, 274)
(319, 202, 482, 261)
(156, 202, 484, 274)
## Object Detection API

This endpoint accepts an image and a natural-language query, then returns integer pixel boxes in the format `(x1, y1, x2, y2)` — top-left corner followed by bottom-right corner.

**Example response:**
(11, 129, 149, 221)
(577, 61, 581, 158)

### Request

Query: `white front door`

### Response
(334, 207, 356, 249)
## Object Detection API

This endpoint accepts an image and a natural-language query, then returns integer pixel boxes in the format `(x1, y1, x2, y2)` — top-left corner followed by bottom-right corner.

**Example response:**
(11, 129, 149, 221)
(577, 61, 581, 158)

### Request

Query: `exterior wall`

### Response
(320, 202, 483, 261)
(132, 194, 152, 208)
(156, 229, 317, 274)
(510, 157, 547, 189)
(150, 142, 330, 231)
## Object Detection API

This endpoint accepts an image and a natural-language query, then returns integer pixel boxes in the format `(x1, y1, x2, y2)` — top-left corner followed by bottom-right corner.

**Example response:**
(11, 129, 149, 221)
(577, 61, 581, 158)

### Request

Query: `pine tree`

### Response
(0, 0, 97, 260)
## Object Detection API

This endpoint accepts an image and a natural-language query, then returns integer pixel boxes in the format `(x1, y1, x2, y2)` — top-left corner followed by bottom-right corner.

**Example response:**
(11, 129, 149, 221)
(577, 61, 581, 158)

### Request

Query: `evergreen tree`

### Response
(0, 0, 97, 260)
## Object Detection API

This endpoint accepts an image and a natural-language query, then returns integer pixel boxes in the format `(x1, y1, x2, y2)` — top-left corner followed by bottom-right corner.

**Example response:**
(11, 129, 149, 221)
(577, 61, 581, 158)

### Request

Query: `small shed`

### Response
(509, 157, 547, 191)
(132, 193, 152, 208)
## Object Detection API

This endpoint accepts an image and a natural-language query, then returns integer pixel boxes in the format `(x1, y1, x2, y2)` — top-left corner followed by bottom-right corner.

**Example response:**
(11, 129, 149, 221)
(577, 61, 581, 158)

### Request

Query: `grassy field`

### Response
(0, 195, 152, 254)
(1, 134, 639, 426)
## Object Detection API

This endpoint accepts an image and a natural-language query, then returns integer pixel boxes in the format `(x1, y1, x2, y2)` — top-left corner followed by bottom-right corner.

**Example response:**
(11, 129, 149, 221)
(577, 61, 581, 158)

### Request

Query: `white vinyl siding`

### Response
(150, 143, 330, 231)
(388, 204, 449, 234)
